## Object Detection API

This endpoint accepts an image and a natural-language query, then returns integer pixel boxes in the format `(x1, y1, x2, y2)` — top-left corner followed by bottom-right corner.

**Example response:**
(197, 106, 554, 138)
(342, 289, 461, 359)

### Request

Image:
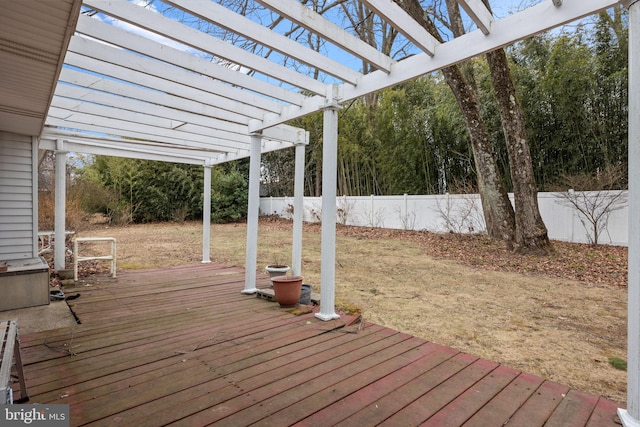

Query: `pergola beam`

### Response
(47, 108, 249, 149)
(40, 129, 304, 166)
(75, 14, 305, 107)
(58, 68, 252, 125)
(83, 0, 327, 95)
(458, 0, 494, 35)
(255, 0, 395, 72)
(39, 136, 218, 165)
(252, 0, 619, 132)
(65, 52, 269, 122)
(359, 0, 440, 56)
(56, 71, 306, 146)
(164, 0, 362, 85)
(54, 85, 250, 141)
(68, 36, 284, 115)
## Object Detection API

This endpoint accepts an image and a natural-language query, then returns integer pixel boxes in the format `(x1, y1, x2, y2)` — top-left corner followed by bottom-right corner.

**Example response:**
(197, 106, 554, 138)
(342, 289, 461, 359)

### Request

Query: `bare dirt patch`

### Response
(73, 217, 628, 404)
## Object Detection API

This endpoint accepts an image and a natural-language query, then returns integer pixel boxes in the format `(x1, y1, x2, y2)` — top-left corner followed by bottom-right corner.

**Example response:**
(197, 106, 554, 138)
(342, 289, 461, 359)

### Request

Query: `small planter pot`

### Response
(265, 264, 290, 279)
(299, 284, 312, 305)
(271, 275, 303, 308)
(57, 269, 74, 280)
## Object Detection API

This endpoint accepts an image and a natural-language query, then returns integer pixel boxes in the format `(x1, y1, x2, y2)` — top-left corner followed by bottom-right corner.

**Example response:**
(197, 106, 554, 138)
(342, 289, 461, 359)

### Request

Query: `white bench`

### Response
(73, 237, 117, 281)
(1, 319, 28, 404)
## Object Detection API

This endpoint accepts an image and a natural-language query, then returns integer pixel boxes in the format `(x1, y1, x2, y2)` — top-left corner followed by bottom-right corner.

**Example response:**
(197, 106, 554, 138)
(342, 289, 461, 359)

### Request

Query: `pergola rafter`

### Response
(458, 0, 494, 34)
(358, 0, 440, 56)
(64, 43, 280, 117)
(75, 14, 307, 106)
(164, 0, 364, 84)
(253, 0, 397, 71)
(82, 0, 328, 95)
(253, 0, 619, 132)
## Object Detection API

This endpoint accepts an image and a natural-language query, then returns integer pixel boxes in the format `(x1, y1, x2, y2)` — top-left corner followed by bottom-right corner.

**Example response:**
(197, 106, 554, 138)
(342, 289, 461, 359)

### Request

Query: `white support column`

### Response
(291, 142, 306, 276)
(54, 140, 67, 272)
(31, 137, 39, 258)
(621, 1, 640, 426)
(316, 90, 341, 321)
(202, 159, 212, 263)
(242, 133, 262, 294)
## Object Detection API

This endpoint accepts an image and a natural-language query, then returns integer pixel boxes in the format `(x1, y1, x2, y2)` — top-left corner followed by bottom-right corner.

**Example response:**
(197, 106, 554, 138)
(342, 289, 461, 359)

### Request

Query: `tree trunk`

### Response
(395, 0, 515, 243)
(441, 66, 515, 242)
(486, 46, 552, 253)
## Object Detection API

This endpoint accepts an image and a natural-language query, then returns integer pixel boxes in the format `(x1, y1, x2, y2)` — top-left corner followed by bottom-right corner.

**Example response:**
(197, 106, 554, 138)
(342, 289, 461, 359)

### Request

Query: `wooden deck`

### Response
(15, 263, 622, 426)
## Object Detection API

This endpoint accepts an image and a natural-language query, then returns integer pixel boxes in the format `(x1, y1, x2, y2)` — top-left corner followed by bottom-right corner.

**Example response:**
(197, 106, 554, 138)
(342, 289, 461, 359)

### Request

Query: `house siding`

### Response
(0, 132, 37, 260)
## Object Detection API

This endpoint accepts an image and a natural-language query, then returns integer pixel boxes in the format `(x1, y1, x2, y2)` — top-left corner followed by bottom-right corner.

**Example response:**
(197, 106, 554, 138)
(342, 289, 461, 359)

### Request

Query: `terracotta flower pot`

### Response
(271, 275, 303, 308)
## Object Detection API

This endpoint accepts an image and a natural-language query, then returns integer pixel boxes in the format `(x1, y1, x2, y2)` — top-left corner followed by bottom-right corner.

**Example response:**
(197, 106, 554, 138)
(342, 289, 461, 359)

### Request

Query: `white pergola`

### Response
(2, 0, 638, 422)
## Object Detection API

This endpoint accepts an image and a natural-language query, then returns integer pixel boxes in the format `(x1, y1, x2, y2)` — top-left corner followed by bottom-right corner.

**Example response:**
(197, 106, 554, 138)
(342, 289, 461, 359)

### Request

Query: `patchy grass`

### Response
(609, 357, 627, 371)
(78, 217, 628, 404)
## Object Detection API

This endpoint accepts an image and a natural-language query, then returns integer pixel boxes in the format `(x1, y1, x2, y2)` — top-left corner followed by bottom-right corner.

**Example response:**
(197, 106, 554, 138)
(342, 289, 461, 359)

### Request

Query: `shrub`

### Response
(211, 167, 248, 223)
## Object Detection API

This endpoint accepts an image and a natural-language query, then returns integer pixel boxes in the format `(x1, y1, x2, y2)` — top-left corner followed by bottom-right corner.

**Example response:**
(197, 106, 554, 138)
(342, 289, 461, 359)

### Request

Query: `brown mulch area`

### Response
(262, 216, 628, 288)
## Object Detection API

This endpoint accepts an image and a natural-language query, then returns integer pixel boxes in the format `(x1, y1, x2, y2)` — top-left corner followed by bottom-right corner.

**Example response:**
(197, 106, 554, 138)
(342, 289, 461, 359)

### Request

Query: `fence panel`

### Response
(259, 191, 629, 246)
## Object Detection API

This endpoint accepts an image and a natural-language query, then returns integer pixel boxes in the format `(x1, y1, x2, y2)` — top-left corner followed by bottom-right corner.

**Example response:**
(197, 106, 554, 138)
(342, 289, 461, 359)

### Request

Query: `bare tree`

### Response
(395, 0, 516, 245)
(480, 0, 551, 254)
(427, 0, 549, 252)
(434, 193, 485, 234)
(557, 189, 627, 245)
(554, 165, 627, 245)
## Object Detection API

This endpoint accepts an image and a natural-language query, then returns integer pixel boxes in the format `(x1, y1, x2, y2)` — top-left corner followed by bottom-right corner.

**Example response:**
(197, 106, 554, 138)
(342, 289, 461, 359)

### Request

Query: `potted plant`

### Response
(265, 264, 290, 279)
(271, 275, 303, 308)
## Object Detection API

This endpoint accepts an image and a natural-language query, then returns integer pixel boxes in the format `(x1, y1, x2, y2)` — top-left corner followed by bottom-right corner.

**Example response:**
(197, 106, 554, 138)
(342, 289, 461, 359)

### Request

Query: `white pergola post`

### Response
(621, 1, 640, 426)
(291, 142, 306, 276)
(242, 133, 262, 294)
(54, 139, 67, 272)
(316, 88, 341, 321)
(202, 159, 212, 263)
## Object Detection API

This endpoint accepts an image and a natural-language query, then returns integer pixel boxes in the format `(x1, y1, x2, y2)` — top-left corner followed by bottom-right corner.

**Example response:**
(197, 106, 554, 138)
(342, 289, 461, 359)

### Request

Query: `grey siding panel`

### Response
(0, 208, 32, 216)
(0, 146, 32, 157)
(0, 229, 32, 239)
(0, 200, 33, 209)
(0, 178, 32, 187)
(0, 155, 31, 166)
(0, 163, 31, 173)
(0, 187, 31, 195)
(0, 170, 32, 180)
(0, 132, 34, 260)
(0, 192, 32, 201)
(0, 223, 30, 231)
(0, 245, 31, 255)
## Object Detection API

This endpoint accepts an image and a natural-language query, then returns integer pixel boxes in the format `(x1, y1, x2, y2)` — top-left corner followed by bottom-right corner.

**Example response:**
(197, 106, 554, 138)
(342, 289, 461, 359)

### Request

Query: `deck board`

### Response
(422, 364, 521, 426)
(10, 263, 623, 426)
(462, 372, 545, 426)
(377, 358, 500, 426)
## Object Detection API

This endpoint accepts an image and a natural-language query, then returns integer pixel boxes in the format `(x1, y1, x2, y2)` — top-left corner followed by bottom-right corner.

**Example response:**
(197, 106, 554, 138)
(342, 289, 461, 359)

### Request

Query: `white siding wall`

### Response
(260, 192, 629, 246)
(0, 132, 37, 260)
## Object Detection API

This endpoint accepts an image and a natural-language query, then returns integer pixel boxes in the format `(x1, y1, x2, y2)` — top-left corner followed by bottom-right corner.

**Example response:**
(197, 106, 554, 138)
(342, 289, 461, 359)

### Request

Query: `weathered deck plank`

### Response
(421, 364, 521, 426)
(462, 372, 545, 426)
(294, 344, 460, 426)
(12, 263, 622, 426)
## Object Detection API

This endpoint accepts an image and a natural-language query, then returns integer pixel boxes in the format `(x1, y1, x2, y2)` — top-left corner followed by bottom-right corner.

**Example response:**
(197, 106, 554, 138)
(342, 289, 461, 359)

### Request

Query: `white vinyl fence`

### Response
(260, 191, 629, 246)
